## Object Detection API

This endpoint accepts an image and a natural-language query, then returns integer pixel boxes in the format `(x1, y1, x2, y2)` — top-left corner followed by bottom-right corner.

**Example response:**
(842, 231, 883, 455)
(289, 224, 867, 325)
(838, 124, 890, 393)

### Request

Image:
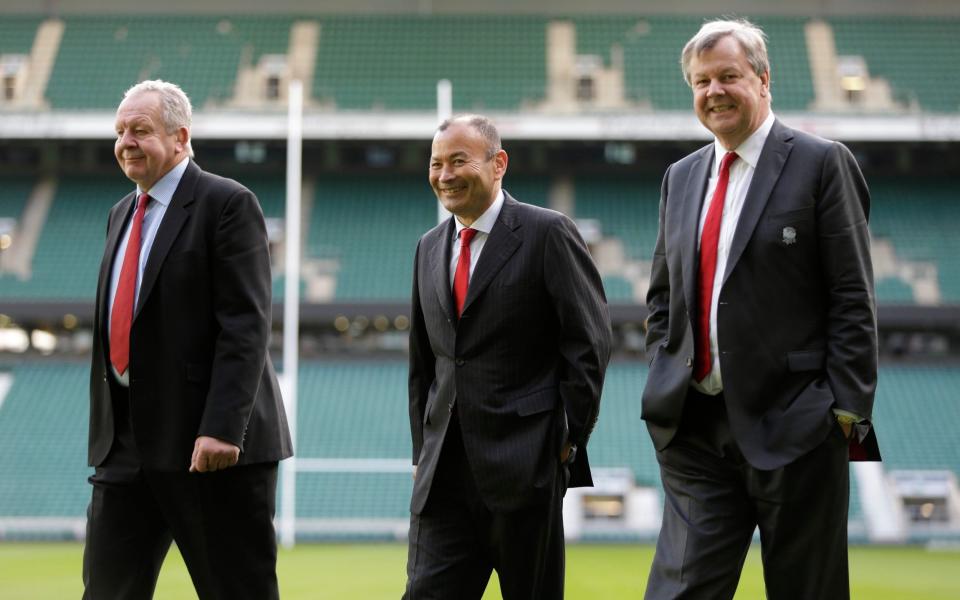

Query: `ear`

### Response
(493, 149, 508, 180)
(175, 126, 190, 154)
(759, 69, 771, 96)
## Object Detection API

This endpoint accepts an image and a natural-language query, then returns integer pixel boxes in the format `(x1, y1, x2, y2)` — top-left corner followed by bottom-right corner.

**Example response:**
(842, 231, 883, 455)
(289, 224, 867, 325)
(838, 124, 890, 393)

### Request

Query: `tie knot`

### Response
(719, 151, 738, 174)
(137, 193, 150, 211)
(460, 228, 477, 247)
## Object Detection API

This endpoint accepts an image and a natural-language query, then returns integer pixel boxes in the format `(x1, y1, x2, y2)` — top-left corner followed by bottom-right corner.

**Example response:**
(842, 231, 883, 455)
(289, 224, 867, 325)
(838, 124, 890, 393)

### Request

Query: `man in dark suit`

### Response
(404, 115, 612, 599)
(642, 19, 879, 600)
(83, 80, 292, 599)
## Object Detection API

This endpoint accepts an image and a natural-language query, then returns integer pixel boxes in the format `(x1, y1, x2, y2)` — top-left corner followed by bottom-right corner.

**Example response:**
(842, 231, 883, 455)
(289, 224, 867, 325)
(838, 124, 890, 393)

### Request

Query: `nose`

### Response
(438, 166, 456, 183)
(117, 130, 136, 149)
(705, 79, 725, 97)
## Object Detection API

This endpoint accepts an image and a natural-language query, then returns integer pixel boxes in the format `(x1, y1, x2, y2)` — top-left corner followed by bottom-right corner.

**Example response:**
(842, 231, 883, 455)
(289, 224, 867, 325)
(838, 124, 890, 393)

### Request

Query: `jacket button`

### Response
(455, 358, 465, 367)
(685, 357, 693, 368)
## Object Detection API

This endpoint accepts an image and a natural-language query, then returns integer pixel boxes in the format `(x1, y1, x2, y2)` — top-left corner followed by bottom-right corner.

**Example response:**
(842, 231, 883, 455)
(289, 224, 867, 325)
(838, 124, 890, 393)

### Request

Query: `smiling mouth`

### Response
(439, 186, 466, 194)
(709, 105, 735, 113)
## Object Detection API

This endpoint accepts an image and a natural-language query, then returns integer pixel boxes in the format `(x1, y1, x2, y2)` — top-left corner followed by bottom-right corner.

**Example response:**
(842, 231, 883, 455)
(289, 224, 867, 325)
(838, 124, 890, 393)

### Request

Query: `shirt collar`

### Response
(136, 156, 190, 207)
(455, 189, 505, 237)
(712, 111, 776, 173)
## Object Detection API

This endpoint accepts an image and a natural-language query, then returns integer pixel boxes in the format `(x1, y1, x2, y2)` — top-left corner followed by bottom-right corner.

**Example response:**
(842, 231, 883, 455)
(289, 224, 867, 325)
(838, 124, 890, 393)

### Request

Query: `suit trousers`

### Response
(404, 408, 567, 600)
(645, 389, 850, 600)
(83, 377, 280, 600)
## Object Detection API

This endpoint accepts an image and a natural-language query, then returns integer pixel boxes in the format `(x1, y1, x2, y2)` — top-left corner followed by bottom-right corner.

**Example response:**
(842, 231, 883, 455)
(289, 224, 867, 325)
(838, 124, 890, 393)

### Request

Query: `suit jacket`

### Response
(89, 160, 292, 471)
(643, 119, 879, 470)
(409, 193, 612, 514)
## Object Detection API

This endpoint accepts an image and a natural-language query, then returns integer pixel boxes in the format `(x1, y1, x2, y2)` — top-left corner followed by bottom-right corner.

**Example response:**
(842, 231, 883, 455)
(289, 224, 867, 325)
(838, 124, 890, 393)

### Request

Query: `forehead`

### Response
(690, 35, 750, 72)
(431, 123, 485, 156)
(115, 92, 162, 123)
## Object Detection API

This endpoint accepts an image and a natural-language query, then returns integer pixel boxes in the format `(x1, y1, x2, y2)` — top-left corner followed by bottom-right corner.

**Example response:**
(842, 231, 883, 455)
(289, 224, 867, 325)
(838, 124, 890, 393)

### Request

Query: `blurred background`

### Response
(0, 0, 958, 592)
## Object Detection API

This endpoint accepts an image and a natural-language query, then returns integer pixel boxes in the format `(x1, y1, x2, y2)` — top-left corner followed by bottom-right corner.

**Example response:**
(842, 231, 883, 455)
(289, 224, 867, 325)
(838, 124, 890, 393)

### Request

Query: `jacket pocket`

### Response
(515, 388, 558, 416)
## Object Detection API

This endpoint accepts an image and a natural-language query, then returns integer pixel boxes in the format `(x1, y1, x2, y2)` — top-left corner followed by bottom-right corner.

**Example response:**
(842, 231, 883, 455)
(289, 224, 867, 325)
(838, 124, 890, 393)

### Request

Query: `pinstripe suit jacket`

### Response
(408, 193, 612, 514)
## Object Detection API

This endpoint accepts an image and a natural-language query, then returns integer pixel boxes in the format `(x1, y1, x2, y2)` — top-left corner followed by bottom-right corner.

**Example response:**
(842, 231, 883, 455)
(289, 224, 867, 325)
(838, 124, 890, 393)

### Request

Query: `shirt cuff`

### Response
(832, 409, 864, 424)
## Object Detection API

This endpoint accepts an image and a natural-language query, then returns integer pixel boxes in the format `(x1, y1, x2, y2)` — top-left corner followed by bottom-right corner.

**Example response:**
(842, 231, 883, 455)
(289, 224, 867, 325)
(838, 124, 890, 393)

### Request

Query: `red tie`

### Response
(453, 228, 477, 317)
(110, 193, 149, 375)
(694, 151, 738, 382)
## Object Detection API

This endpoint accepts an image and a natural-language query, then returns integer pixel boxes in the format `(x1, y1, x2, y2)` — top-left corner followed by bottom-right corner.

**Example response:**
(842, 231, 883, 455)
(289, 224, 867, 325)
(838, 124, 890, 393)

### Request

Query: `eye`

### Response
(452, 159, 465, 166)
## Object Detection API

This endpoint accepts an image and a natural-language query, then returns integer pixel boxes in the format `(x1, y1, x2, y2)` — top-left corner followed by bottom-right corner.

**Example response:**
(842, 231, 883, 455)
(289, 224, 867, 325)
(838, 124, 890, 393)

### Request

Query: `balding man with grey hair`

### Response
(84, 79, 291, 599)
(642, 19, 879, 599)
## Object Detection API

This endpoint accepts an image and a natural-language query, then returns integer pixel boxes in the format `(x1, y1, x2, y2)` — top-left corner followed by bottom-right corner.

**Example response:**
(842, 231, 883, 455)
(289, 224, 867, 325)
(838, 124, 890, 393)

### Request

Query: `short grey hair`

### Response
(437, 114, 502, 160)
(681, 19, 769, 87)
(122, 79, 194, 157)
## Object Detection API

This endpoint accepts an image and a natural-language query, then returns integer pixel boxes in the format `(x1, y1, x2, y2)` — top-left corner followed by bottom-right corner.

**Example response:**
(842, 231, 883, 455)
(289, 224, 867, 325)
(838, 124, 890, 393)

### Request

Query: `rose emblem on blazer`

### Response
(782, 226, 797, 246)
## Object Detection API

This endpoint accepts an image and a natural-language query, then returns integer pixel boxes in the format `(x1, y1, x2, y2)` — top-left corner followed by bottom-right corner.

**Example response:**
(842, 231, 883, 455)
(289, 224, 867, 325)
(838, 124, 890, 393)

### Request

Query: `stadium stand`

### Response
(870, 178, 960, 304)
(312, 16, 547, 111)
(0, 176, 130, 301)
(575, 16, 812, 111)
(874, 365, 960, 474)
(0, 359, 905, 537)
(306, 174, 434, 301)
(0, 177, 31, 223)
(45, 16, 292, 109)
(831, 18, 960, 112)
(0, 16, 42, 56)
(0, 362, 89, 519)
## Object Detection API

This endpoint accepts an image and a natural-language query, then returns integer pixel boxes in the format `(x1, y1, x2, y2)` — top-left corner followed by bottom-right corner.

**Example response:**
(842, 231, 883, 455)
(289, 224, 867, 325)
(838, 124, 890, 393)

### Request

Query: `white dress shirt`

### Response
(107, 157, 189, 385)
(448, 189, 505, 288)
(693, 112, 775, 395)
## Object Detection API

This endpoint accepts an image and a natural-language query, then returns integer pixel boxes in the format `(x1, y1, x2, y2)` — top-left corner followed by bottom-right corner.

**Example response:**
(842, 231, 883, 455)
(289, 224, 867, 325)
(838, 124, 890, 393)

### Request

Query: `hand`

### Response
(560, 442, 573, 463)
(189, 436, 240, 473)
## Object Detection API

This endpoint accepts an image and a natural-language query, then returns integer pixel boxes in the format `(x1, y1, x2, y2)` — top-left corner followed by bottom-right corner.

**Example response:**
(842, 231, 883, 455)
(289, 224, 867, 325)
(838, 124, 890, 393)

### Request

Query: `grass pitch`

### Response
(0, 542, 957, 598)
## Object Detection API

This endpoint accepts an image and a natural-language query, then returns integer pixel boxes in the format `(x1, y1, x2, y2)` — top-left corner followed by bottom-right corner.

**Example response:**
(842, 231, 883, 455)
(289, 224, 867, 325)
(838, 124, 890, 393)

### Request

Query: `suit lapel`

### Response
(721, 120, 794, 286)
(680, 145, 713, 322)
(460, 194, 522, 316)
(134, 161, 198, 319)
(430, 217, 457, 323)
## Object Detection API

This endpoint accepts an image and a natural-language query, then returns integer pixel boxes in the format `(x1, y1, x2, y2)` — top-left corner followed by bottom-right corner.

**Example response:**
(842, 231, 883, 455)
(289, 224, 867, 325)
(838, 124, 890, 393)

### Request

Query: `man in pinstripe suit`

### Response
(403, 115, 612, 599)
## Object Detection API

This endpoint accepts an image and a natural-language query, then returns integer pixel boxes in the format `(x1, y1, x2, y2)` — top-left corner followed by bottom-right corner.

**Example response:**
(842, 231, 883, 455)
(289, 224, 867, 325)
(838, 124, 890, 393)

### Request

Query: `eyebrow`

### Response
(432, 151, 468, 161)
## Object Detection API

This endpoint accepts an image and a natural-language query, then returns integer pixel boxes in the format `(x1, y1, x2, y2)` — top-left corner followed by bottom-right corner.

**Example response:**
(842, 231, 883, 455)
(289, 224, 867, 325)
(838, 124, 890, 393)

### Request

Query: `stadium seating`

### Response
(312, 16, 547, 111)
(576, 16, 812, 111)
(0, 359, 952, 537)
(0, 176, 130, 300)
(870, 178, 960, 303)
(0, 16, 42, 56)
(46, 17, 292, 109)
(874, 365, 960, 474)
(0, 177, 32, 222)
(0, 362, 90, 517)
(1, 14, 955, 113)
(831, 18, 960, 112)
(306, 174, 434, 301)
